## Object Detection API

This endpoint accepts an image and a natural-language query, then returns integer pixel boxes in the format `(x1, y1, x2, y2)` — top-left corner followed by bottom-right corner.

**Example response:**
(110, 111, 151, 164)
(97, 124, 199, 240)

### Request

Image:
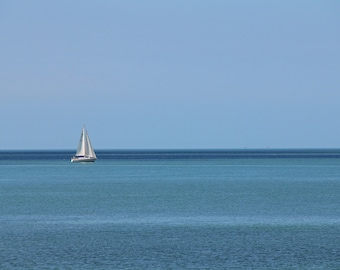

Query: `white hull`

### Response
(71, 156, 96, 162)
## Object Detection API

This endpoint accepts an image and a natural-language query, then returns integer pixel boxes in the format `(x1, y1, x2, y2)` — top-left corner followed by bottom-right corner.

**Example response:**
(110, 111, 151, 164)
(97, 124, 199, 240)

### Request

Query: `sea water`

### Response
(0, 150, 339, 269)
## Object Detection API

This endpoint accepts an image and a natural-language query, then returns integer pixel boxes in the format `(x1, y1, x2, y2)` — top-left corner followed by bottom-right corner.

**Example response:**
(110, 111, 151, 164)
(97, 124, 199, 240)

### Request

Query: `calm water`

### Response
(1, 150, 339, 269)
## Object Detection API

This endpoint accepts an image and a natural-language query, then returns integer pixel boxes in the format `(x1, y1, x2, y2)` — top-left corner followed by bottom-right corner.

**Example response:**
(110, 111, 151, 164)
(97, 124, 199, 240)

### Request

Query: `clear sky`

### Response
(1, 1, 339, 149)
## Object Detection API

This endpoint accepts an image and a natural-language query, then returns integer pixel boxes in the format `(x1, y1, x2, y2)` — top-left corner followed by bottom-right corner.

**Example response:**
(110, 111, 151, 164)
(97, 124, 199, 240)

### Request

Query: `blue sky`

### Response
(1, 1, 339, 149)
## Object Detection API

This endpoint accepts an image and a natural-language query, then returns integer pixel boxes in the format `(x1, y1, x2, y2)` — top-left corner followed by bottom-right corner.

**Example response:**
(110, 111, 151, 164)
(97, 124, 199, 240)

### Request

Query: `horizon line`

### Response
(1, 148, 340, 151)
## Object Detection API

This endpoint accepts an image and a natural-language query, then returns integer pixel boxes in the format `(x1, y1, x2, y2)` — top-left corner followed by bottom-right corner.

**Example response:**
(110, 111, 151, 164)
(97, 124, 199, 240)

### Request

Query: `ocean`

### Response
(1, 149, 339, 269)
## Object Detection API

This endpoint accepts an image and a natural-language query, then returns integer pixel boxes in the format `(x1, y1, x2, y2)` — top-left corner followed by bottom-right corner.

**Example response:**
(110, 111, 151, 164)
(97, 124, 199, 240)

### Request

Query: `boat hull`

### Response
(71, 156, 96, 163)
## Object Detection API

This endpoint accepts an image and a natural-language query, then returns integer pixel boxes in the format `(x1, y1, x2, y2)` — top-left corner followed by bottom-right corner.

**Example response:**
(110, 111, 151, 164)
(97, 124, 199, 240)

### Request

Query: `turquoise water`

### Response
(1, 150, 340, 269)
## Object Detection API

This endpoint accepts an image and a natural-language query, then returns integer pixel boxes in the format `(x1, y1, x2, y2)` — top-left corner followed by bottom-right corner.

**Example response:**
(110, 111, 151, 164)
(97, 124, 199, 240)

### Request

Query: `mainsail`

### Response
(71, 126, 97, 162)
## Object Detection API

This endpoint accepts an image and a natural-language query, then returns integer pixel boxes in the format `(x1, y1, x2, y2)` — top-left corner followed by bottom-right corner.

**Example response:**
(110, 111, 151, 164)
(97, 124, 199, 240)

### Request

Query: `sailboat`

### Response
(71, 126, 97, 162)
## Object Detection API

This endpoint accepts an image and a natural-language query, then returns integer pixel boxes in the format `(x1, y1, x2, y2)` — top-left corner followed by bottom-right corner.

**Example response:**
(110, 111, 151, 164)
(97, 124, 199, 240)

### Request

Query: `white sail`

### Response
(84, 128, 97, 159)
(71, 126, 97, 162)
(75, 128, 85, 156)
